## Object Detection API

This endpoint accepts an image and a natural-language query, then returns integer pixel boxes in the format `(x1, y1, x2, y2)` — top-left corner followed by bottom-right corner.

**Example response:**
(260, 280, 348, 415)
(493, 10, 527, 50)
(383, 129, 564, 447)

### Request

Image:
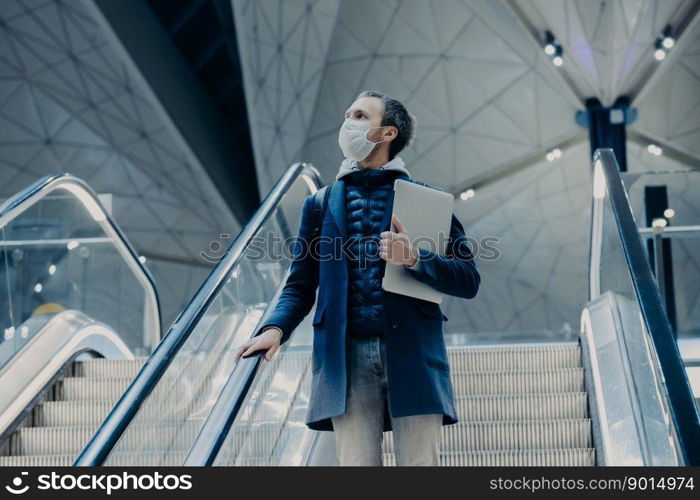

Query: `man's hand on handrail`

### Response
(234, 327, 283, 362)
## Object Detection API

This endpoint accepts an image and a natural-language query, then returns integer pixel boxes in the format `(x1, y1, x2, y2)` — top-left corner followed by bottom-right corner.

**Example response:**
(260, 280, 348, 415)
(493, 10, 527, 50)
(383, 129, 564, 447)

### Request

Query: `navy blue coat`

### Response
(256, 173, 480, 431)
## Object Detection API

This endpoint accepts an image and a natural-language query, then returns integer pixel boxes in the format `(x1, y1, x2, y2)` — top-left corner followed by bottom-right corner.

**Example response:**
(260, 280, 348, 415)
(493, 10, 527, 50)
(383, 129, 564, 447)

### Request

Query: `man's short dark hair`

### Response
(357, 90, 416, 160)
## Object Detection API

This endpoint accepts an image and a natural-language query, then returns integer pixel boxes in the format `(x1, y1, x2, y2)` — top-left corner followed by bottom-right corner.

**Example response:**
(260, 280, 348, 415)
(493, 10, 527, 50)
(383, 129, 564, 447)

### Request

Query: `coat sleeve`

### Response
(253, 194, 319, 345)
(404, 212, 480, 299)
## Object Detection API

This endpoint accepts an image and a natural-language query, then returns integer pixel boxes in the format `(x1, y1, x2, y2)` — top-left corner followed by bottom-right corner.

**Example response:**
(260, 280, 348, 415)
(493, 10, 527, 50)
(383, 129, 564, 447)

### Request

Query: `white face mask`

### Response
(338, 118, 387, 162)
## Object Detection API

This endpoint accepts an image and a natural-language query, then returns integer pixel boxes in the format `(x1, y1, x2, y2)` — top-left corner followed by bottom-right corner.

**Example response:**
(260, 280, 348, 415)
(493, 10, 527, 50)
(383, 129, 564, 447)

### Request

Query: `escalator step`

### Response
(33, 392, 587, 428)
(55, 377, 134, 401)
(35, 400, 192, 426)
(446, 343, 581, 371)
(455, 392, 589, 420)
(10, 418, 592, 458)
(0, 447, 598, 467)
(382, 448, 596, 466)
(10, 423, 202, 456)
(55, 368, 583, 401)
(382, 419, 592, 453)
(451, 368, 584, 395)
(73, 358, 148, 378)
(36, 401, 117, 426)
(0, 454, 75, 467)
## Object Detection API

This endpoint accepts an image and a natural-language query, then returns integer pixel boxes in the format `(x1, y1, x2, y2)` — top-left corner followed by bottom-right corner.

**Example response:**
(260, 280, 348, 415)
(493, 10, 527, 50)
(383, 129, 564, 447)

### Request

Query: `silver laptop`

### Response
(381, 179, 454, 303)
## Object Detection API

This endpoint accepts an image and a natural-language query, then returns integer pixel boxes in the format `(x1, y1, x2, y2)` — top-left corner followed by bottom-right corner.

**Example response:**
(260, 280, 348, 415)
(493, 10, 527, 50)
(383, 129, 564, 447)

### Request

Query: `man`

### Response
(235, 91, 480, 466)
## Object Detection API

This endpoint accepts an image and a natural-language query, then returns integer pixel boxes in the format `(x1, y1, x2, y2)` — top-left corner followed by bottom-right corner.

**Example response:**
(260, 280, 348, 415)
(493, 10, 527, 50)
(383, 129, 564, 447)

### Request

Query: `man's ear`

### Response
(384, 125, 398, 141)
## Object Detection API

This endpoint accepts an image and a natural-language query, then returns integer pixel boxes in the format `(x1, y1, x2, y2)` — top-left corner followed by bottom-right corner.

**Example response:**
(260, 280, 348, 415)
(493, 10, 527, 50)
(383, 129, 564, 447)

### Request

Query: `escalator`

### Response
(3, 149, 698, 467)
(73, 150, 698, 467)
(0, 175, 161, 466)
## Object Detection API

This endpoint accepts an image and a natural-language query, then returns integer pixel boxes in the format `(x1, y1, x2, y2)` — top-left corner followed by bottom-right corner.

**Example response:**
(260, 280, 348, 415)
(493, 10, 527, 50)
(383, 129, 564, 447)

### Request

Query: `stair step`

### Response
(35, 400, 189, 426)
(0, 451, 196, 467)
(0, 454, 75, 467)
(451, 368, 584, 396)
(56, 369, 584, 401)
(33, 391, 588, 428)
(10, 423, 203, 455)
(455, 392, 589, 420)
(382, 419, 592, 453)
(447, 343, 581, 371)
(13, 418, 591, 457)
(73, 358, 148, 378)
(36, 401, 117, 426)
(56, 377, 134, 401)
(0, 447, 598, 467)
(382, 448, 596, 466)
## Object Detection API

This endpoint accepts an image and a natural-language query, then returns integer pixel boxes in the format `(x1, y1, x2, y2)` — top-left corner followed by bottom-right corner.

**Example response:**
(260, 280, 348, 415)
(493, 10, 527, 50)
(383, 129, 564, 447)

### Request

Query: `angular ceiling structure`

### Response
(632, 10, 700, 163)
(233, 0, 700, 337)
(512, 0, 699, 104)
(0, 0, 239, 325)
(1, 0, 697, 338)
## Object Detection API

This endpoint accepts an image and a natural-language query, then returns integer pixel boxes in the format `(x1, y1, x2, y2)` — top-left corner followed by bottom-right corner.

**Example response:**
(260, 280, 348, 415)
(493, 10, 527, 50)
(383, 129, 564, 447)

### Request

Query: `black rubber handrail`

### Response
(73, 162, 322, 466)
(594, 148, 700, 465)
(182, 266, 292, 465)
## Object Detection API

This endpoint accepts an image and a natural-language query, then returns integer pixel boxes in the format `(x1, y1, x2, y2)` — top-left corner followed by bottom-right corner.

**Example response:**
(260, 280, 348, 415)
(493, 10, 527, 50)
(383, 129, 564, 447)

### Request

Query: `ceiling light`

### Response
(663, 208, 675, 218)
(546, 148, 563, 162)
(652, 217, 668, 229)
(460, 189, 475, 200)
(658, 25, 675, 51)
(646, 144, 662, 156)
(654, 48, 666, 61)
(49, 264, 56, 275)
(34, 283, 43, 293)
(139, 255, 147, 264)
(543, 31, 563, 66)
(67, 240, 79, 250)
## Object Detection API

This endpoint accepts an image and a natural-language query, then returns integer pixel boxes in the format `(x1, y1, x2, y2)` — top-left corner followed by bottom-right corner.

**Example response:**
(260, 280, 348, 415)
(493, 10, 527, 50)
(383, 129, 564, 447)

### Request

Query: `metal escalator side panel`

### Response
(585, 149, 699, 465)
(580, 293, 682, 465)
(0, 310, 133, 440)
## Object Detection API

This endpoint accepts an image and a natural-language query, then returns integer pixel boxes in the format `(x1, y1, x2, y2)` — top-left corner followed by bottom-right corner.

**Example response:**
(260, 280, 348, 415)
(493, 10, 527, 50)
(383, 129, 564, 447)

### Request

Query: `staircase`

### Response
(0, 343, 597, 466)
(0, 357, 148, 466)
(381, 342, 596, 466)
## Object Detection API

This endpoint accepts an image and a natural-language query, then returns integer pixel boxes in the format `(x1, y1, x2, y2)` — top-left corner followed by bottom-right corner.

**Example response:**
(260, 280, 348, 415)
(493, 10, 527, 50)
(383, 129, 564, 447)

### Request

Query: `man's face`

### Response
(344, 96, 385, 142)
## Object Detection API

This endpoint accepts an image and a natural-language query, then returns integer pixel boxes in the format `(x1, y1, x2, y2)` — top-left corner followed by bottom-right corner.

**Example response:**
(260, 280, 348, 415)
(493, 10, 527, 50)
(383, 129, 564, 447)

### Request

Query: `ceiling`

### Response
(232, 0, 700, 336)
(0, 0, 697, 337)
(0, 0, 238, 325)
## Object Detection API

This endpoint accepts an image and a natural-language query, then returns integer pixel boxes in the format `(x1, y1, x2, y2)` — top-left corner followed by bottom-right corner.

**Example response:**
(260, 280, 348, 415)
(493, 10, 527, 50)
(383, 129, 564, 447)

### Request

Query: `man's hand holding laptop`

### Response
(379, 214, 418, 267)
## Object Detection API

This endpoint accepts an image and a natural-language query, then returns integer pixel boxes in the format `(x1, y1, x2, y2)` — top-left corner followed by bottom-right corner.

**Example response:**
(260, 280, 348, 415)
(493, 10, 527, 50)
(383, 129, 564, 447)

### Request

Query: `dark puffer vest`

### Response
(344, 168, 403, 338)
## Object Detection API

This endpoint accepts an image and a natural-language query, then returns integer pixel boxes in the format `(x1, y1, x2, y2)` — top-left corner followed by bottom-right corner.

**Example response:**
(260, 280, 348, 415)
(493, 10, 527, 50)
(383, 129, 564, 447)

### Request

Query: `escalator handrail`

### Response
(0, 173, 162, 350)
(183, 266, 291, 465)
(591, 148, 700, 465)
(74, 162, 323, 466)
